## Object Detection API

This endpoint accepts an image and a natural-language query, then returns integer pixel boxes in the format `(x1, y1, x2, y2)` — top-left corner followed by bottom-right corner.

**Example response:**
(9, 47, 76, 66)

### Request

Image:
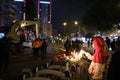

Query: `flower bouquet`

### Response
(54, 50, 91, 68)
(54, 53, 70, 66)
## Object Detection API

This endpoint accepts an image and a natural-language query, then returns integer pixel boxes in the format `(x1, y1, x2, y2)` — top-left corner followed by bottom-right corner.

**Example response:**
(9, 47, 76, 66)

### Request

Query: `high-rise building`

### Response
(40, 0, 51, 23)
(0, 0, 16, 26)
(14, 0, 24, 20)
(15, 0, 52, 22)
(39, 0, 52, 37)
(14, 0, 52, 37)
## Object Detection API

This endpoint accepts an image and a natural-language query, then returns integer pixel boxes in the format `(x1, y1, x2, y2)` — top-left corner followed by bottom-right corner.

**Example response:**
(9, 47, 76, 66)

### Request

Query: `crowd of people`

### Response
(0, 32, 48, 74)
(64, 38, 83, 56)
(105, 36, 120, 54)
(63, 36, 120, 80)
(0, 32, 120, 80)
(32, 36, 48, 59)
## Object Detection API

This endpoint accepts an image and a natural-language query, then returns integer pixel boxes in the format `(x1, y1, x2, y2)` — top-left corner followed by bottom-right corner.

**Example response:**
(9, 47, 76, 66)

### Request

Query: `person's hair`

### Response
(92, 36, 105, 53)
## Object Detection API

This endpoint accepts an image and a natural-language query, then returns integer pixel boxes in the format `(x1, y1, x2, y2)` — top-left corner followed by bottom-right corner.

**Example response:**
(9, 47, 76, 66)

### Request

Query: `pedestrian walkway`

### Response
(0, 43, 119, 80)
(0, 44, 64, 80)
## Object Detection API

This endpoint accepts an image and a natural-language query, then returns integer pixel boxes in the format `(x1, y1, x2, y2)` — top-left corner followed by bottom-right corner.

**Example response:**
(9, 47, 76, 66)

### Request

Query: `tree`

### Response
(82, 0, 120, 35)
(85, 32, 94, 39)
(62, 21, 80, 37)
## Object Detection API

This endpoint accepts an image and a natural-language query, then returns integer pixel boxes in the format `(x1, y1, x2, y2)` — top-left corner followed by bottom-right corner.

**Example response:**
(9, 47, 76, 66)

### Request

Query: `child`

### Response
(81, 36, 108, 80)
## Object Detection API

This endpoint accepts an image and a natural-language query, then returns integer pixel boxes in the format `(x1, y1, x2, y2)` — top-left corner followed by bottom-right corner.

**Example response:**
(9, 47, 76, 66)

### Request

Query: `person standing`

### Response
(114, 37, 120, 53)
(111, 39, 116, 53)
(107, 37, 120, 80)
(40, 38, 47, 59)
(64, 39, 72, 55)
(87, 40, 90, 47)
(105, 37, 111, 50)
(32, 36, 42, 58)
(81, 36, 110, 80)
(0, 34, 11, 73)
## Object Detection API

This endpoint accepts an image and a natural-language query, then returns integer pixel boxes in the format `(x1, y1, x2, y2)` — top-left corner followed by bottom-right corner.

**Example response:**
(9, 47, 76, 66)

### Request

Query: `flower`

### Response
(54, 51, 91, 67)
(54, 53, 66, 62)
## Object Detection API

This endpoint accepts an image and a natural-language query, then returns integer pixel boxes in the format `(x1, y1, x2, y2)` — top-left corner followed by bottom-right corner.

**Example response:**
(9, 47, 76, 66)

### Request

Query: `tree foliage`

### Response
(62, 21, 80, 37)
(82, 0, 120, 35)
(85, 32, 94, 38)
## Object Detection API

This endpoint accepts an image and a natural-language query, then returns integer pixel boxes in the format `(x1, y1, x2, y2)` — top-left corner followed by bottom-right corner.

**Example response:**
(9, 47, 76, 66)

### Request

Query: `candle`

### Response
(36, 66, 38, 73)
(66, 62, 69, 71)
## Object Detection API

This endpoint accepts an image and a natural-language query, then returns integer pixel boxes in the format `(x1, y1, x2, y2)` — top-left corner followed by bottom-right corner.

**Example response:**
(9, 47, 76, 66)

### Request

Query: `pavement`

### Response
(0, 43, 64, 80)
(0, 43, 120, 80)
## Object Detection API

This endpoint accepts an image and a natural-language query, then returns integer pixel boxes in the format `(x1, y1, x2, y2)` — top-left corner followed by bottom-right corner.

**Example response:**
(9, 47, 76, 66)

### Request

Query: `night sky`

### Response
(52, 0, 95, 34)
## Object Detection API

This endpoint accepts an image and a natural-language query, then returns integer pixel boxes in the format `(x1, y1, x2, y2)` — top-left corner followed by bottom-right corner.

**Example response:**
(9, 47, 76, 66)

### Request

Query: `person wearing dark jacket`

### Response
(41, 39, 47, 59)
(64, 39, 72, 55)
(0, 35, 11, 73)
(32, 37, 42, 58)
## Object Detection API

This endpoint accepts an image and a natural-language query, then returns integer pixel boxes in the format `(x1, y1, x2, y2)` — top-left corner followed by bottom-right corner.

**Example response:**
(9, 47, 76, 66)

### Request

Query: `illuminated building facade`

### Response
(14, 0, 52, 23)
(0, 0, 16, 26)
(14, 0, 52, 37)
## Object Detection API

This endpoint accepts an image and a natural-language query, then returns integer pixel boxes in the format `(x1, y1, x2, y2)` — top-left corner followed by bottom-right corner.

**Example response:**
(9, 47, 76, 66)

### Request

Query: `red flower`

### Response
(68, 53, 73, 58)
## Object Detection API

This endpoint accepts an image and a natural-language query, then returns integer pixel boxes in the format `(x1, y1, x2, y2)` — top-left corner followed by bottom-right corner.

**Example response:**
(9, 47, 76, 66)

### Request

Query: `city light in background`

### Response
(1, 0, 120, 42)
(14, 0, 50, 4)
(63, 22, 67, 36)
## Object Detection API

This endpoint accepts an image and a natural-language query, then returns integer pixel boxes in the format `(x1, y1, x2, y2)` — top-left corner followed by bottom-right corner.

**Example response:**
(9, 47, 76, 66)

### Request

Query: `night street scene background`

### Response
(0, 0, 120, 80)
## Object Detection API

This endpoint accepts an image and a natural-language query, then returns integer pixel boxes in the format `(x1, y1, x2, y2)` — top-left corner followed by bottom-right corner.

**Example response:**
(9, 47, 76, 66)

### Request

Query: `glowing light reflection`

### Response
(40, 1, 50, 4)
(14, 0, 50, 4)
(14, 0, 23, 2)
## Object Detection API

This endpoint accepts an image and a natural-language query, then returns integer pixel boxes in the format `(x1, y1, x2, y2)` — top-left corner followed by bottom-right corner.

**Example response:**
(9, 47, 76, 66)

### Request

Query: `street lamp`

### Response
(63, 22, 67, 36)
(74, 21, 80, 33)
(74, 21, 78, 25)
(74, 21, 80, 36)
